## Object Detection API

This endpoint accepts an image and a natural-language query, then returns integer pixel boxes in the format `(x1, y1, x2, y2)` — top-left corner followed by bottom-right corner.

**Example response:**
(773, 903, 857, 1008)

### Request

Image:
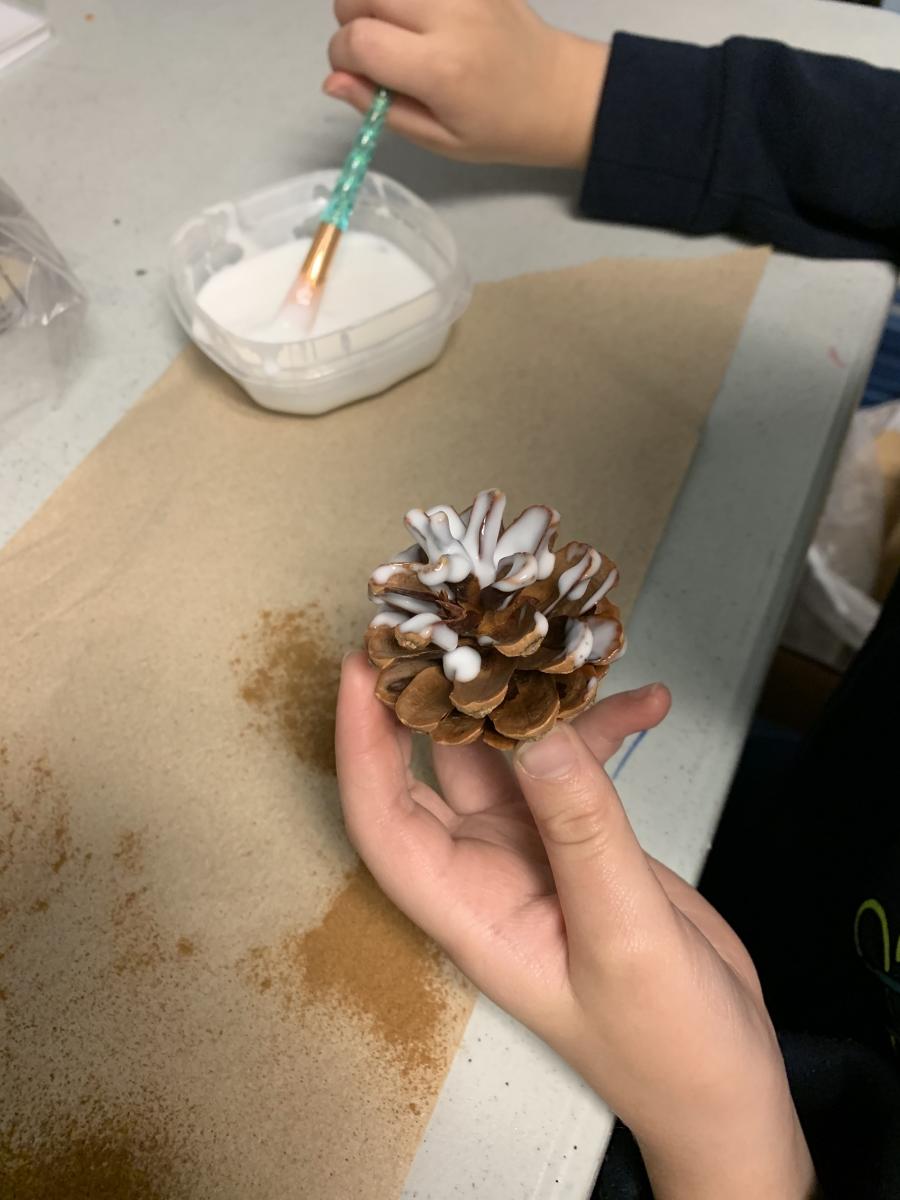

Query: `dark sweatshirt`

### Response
(582, 33, 900, 262)
(580, 34, 900, 1200)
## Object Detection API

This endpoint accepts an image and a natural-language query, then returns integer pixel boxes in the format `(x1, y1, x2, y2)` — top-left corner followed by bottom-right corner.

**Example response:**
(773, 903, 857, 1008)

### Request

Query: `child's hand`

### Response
(324, 0, 609, 167)
(336, 654, 816, 1200)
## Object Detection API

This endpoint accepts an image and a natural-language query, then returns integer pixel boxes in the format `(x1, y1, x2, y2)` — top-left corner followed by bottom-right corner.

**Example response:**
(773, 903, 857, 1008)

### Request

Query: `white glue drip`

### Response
(398, 612, 438, 634)
(494, 506, 559, 580)
(493, 552, 539, 592)
(442, 646, 482, 683)
(578, 567, 618, 615)
(588, 620, 620, 661)
(370, 611, 406, 629)
(460, 491, 507, 588)
(396, 613, 459, 652)
(420, 554, 470, 587)
(382, 593, 440, 616)
(564, 621, 595, 670)
(424, 505, 467, 541)
(398, 614, 460, 652)
(371, 564, 400, 586)
(429, 624, 459, 652)
(546, 548, 601, 614)
(405, 510, 469, 580)
(195, 231, 434, 344)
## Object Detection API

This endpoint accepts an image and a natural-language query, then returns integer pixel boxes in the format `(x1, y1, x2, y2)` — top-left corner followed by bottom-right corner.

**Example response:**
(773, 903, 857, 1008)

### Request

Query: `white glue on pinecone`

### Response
(365, 490, 625, 748)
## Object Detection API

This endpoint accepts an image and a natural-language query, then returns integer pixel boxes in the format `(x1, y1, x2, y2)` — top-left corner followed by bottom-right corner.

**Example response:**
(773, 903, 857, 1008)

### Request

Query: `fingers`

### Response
(323, 71, 375, 113)
(431, 738, 519, 815)
(335, 653, 453, 880)
(335, 653, 413, 829)
(328, 19, 432, 99)
(334, 0, 430, 32)
(324, 73, 460, 154)
(336, 654, 494, 967)
(428, 683, 670, 813)
(575, 683, 671, 766)
(514, 725, 671, 961)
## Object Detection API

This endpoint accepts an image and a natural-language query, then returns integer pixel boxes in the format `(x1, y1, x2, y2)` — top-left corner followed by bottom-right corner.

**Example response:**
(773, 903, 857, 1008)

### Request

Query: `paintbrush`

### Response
(286, 87, 392, 329)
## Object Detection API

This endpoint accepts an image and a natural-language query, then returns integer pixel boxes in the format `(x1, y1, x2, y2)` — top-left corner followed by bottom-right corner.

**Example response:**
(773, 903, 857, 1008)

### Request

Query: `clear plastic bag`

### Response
(783, 401, 900, 669)
(0, 177, 86, 440)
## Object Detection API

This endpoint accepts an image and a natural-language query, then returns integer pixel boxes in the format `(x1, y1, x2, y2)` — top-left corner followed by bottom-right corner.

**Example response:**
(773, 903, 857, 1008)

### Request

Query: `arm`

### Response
(325, 2, 900, 261)
(584, 34, 900, 261)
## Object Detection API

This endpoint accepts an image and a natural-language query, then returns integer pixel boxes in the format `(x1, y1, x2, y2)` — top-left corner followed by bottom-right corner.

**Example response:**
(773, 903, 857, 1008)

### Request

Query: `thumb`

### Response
(515, 724, 668, 961)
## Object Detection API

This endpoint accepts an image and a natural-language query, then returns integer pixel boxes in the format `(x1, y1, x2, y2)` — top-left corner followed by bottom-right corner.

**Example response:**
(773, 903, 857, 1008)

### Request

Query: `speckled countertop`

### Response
(1, 0, 899, 1195)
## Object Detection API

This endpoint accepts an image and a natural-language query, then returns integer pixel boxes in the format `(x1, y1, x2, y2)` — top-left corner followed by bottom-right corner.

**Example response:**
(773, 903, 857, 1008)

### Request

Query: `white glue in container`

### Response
(168, 171, 472, 416)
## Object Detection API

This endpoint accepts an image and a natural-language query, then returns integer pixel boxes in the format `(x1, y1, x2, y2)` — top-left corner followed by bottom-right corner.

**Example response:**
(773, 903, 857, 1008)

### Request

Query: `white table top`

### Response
(3, 0, 899, 1195)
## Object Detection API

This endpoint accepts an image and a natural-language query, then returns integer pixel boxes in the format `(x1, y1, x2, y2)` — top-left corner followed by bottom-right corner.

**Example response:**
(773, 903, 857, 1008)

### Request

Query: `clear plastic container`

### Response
(167, 171, 472, 416)
(0, 1, 51, 74)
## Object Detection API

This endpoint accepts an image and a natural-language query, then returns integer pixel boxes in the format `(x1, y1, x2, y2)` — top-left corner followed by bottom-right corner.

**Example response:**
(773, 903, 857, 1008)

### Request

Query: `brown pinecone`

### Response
(365, 489, 625, 748)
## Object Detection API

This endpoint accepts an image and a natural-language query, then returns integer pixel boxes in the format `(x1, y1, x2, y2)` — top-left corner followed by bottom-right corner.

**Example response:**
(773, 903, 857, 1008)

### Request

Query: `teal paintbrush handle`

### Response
(322, 87, 392, 232)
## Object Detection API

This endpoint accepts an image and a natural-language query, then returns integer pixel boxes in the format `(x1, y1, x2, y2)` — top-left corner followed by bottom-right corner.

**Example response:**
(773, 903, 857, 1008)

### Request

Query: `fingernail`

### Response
(341, 649, 358, 666)
(516, 727, 577, 779)
(630, 683, 659, 700)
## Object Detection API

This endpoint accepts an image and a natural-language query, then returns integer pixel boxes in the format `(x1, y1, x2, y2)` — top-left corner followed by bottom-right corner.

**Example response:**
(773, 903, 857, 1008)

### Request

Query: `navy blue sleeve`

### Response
(581, 34, 900, 262)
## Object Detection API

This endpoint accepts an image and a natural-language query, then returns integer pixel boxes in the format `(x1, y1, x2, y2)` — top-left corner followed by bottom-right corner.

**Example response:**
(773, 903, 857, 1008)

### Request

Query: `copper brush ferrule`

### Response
(290, 222, 342, 308)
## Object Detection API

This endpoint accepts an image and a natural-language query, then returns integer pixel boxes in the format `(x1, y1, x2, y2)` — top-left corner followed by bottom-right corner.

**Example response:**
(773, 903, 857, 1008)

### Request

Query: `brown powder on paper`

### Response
(111, 885, 167, 977)
(108, 827, 175, 977)
(0, 1110, 190, 1200)
(0, 748, 197, 980)
(0, 750, 93, 952)
(243, 864, 459, 1079)
(113, 829, 145, 873)
(0, 753, 76, 886)
(233, 606, 342, 774)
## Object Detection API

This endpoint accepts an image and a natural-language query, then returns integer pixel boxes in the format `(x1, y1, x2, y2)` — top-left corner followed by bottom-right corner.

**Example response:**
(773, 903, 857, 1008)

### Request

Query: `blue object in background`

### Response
(861, 289, 900, 407)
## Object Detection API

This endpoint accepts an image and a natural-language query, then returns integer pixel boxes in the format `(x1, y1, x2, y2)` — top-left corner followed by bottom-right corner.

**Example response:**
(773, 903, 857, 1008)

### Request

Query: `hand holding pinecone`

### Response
(365, 490, 625, 748)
